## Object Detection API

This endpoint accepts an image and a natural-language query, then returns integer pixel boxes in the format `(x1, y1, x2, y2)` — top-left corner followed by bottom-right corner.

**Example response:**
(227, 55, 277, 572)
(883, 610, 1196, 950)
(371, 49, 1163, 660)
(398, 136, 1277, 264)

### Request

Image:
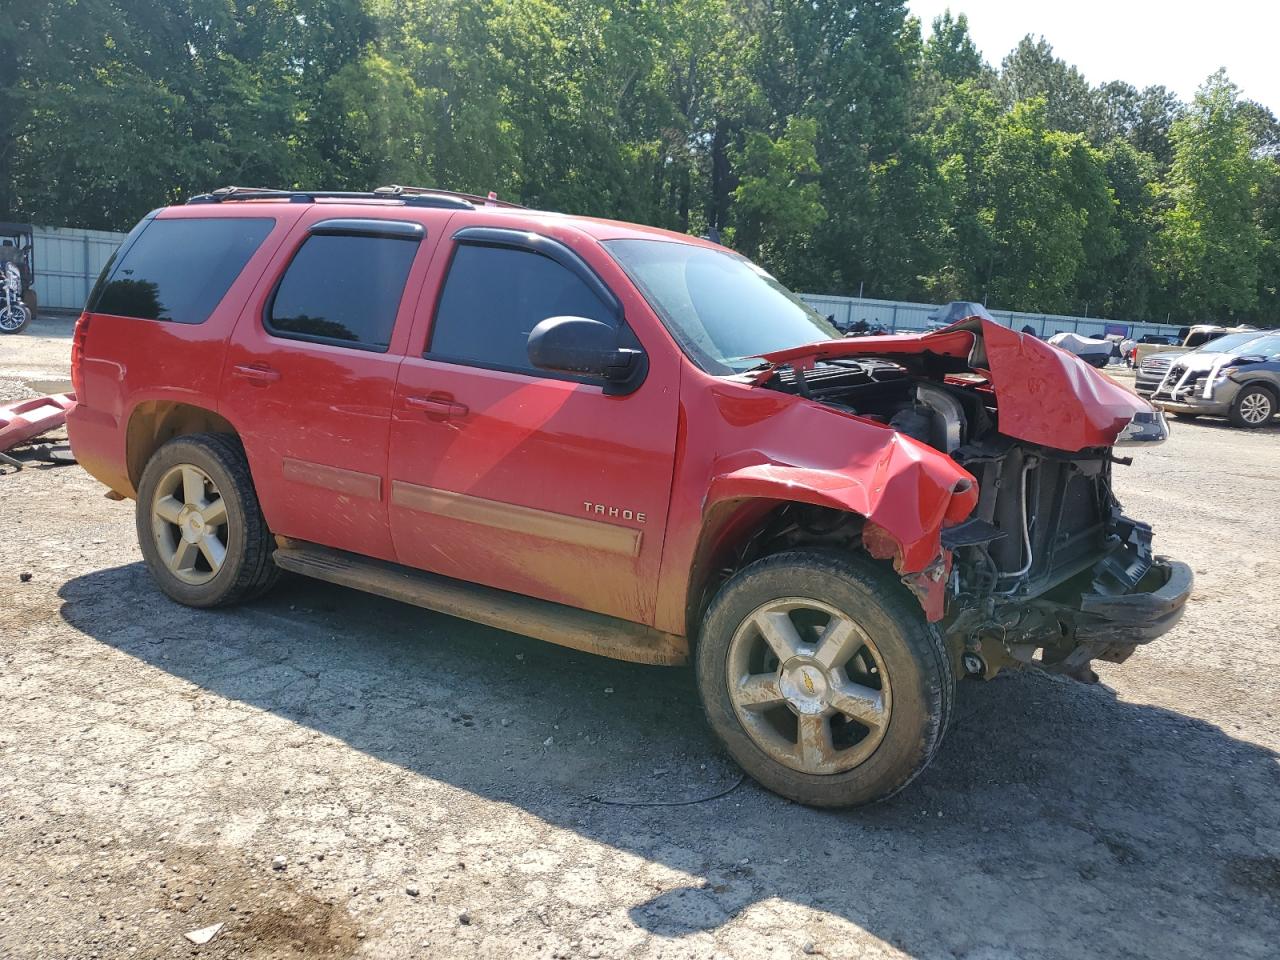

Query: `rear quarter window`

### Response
(92, 217, 275, 324)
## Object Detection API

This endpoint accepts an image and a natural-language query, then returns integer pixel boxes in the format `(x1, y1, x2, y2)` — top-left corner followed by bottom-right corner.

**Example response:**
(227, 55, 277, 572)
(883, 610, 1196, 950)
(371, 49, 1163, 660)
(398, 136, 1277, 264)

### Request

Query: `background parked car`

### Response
(1134, 331, 1268, 396)
(1147, 332, 1280, 428)
(1130, 324, 1255, 369)
(926, 300, 994, 328)
(1048, 331, 1113, 367)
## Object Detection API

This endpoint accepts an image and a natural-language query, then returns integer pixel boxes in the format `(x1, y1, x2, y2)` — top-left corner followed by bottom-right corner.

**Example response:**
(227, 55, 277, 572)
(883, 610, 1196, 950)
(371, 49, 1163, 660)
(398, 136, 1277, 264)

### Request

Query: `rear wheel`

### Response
(696, 549, 953, 807)
(1229, 384, 1275, 429)
(136, 433, 279, 607)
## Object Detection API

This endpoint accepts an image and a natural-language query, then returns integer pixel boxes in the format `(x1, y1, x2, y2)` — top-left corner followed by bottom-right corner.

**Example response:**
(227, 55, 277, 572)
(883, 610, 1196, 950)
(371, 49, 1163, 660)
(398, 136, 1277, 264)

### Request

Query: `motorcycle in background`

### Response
(0, 259, 32, 334)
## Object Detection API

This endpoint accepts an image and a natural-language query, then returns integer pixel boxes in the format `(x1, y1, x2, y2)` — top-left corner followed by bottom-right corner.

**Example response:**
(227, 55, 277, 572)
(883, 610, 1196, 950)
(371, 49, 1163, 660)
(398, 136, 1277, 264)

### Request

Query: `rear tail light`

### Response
(70, 312, 90, 397)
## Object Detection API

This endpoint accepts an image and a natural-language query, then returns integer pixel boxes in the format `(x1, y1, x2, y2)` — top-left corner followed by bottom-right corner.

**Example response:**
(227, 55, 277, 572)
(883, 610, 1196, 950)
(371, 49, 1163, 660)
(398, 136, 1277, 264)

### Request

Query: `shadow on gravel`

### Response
(60, 563, 1280, 959)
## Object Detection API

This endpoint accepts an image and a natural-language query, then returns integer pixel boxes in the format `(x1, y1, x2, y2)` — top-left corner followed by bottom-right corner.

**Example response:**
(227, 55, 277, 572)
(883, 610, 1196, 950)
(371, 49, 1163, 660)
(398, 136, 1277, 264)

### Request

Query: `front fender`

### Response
(703, 430, 977, 620)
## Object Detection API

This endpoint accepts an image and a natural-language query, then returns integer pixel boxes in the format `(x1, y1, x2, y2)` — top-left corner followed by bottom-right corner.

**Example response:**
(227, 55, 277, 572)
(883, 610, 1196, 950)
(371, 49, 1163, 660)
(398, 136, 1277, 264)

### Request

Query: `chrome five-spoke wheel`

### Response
(150, 463, 230, 584)
(137, 434, 278, 607)
(697, 549, 952, 807)
(727, 598, 891, 775)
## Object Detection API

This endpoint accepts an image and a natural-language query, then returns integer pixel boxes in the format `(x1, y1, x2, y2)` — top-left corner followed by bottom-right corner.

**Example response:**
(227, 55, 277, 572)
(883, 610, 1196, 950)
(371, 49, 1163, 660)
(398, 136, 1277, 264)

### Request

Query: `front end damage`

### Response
(753, 318, 1193, 681)
(938, 446, 1188, 681)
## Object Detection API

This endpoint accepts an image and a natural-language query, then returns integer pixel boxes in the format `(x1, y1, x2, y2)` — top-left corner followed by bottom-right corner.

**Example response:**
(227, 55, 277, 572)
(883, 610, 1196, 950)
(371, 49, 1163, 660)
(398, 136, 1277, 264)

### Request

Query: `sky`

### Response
(908, 0, 1280, 114)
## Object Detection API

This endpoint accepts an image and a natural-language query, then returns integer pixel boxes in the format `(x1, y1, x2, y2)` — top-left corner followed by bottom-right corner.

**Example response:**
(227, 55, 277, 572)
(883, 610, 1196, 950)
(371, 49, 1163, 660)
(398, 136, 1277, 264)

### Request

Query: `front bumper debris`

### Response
(953, 510, 1194, 683)
(1075, 557, 1194, 644)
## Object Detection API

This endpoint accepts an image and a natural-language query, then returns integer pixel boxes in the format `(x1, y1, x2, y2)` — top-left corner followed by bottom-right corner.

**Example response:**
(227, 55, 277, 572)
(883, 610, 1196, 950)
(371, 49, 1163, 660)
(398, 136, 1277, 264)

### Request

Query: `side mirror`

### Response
(528, 316, 646, 395)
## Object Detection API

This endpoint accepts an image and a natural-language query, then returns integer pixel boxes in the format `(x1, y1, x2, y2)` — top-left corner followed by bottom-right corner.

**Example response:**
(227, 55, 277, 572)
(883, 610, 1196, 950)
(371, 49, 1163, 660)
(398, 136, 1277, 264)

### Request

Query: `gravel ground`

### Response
(1, 321, 1277, 960)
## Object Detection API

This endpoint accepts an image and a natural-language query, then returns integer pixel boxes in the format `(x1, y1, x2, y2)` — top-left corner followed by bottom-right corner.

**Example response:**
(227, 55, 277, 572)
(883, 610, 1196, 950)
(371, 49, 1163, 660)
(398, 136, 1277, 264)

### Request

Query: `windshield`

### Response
(1193, 332, 1264, 354)
(604, 239, 839, 374)
(1230, 334, 1280, 358)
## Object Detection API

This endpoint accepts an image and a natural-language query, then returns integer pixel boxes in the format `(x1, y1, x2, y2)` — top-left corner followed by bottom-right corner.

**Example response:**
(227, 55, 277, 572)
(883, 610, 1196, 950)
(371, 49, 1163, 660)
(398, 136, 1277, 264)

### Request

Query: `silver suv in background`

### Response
(1145, 332, 1280, 428)
(1134, 331, 1266, 394)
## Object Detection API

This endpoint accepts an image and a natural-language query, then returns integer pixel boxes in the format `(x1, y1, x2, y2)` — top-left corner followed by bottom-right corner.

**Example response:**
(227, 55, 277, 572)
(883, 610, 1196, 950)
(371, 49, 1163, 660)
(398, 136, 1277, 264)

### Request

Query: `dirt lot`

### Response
(2, 320, 1278, 960)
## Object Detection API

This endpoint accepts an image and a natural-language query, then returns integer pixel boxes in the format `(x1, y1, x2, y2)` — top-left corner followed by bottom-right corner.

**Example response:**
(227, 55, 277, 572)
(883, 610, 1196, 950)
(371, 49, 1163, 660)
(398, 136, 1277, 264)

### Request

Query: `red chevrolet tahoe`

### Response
(68, 186, 1192, 807)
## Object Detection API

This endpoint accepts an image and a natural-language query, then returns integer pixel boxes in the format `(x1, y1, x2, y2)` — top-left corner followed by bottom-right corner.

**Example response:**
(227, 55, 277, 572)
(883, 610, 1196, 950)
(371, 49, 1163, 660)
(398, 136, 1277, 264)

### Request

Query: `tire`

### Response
(696, 548, 954, 808)
(135, 433, 279, 607)
(21, 288, 37, 323)
(1228, 384, 1275, 429)
(0, 300, 30, 334)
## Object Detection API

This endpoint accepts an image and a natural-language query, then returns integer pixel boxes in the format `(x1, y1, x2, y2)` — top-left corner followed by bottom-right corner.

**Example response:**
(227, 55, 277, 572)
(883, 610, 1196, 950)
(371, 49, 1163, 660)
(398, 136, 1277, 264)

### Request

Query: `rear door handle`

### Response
(231, 363, 281, 386)
(405, 394, 469, 421)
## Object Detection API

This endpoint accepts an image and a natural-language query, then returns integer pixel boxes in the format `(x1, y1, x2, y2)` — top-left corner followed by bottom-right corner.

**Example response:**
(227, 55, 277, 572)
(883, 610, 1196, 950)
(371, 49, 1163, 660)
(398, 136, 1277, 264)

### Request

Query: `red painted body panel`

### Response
(217, 205, 453, 562)
(68, 199, 1130, 636)
(650, 375, 977, 631)
(757, 318, 1151, 452)
(68, 206, 305, 495)
(387, 210, 682, 623)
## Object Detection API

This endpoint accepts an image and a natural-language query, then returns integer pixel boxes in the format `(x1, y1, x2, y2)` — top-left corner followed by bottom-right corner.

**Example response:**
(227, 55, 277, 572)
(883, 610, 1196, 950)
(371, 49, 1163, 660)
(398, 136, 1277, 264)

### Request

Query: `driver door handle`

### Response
(405, 394, 469, 421)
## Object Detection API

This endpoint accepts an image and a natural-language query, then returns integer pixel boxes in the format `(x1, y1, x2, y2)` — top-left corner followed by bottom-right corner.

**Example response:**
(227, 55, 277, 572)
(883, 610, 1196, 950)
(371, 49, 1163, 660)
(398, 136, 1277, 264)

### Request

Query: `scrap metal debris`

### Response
(0, 392, 76, 454)
(183, 922, 224, 946)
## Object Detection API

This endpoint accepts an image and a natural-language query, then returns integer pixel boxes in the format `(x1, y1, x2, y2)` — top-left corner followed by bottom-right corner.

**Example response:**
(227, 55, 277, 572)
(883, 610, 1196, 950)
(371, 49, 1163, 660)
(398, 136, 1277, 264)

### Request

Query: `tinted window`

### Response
(429, 244, 614, 371)
(268, 234, 419, 351)
(94, 218, 274, 324)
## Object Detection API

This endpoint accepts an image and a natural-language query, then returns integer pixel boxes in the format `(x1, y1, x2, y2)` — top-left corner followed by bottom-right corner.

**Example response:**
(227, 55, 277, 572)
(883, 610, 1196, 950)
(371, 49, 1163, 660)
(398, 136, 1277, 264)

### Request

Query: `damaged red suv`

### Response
(68, 187, 1191, 807)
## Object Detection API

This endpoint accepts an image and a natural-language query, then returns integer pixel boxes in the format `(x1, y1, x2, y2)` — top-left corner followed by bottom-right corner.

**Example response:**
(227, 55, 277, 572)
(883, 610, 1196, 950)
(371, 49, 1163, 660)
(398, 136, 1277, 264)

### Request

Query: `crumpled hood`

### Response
(756, 317, 1152, 452)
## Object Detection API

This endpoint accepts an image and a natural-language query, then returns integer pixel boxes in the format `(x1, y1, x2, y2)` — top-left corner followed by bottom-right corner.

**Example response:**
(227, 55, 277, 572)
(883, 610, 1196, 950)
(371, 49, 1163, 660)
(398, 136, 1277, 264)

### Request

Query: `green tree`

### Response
(1157, 71, 1263, 320)
(929, 91, 1117, 312)
(1091, 81, 1182, 167)
(1256, 159, 1280, 320)
(999, 36, 1097, 135)
(1096, 140, 1161, 318)
(730, 116, 825, 269)
(924, 10, 988, 85)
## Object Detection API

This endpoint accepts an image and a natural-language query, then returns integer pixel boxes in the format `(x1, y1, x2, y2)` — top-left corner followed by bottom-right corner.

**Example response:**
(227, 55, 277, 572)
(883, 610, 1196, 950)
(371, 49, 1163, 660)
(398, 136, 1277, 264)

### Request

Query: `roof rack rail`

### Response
(374, 184, 526, 210)
(186, 186, 475, 210)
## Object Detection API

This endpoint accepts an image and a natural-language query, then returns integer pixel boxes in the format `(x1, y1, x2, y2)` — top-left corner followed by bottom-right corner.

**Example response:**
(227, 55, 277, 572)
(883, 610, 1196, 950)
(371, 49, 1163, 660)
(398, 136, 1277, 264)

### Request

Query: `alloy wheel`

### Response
(1239, 391, 1272, 425)
(150, 463, 230, 585)
(726, 597, 892, 775)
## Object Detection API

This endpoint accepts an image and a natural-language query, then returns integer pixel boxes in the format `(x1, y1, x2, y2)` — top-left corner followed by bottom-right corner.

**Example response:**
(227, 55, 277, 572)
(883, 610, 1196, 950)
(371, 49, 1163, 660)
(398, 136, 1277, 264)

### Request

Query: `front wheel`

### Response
(696, 549, 954, 808)
(0, 299, 30, 334)
(135, 433, 279, 607)
(1229, 384, 1275, 429)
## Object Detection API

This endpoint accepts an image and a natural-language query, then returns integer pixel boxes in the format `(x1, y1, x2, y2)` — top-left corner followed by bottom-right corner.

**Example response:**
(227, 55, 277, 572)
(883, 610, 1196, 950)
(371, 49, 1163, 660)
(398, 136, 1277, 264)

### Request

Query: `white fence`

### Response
(31, 225, 128, 314)
(797, 293, 1187, 341)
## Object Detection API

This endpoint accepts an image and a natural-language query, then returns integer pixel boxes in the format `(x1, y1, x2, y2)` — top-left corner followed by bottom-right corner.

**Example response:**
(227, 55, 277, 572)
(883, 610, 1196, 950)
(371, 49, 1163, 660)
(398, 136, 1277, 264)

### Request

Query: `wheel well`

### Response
(1237, 380, 1278, 403)
(685, 499, 870, 638)
(126, 401, 237, 491)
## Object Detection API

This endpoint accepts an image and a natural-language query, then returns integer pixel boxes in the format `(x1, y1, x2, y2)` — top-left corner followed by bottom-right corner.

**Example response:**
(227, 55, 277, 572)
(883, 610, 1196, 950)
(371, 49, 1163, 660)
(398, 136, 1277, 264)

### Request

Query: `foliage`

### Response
(1157, 72, 1263, 320)
(1, 0, 1277, 323)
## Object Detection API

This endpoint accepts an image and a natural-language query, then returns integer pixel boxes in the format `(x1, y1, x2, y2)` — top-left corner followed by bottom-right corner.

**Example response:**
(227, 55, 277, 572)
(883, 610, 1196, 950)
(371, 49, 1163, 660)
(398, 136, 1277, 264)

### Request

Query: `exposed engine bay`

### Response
(759, 356, 1163, 681)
